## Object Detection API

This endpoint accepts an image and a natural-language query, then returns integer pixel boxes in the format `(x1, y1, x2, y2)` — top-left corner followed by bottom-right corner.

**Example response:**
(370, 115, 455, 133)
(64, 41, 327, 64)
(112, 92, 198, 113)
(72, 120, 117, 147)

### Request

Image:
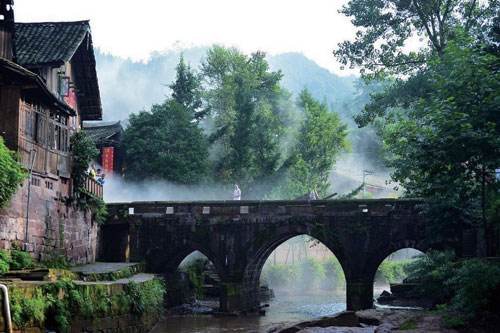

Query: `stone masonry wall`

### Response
(0, 177, 97, 264)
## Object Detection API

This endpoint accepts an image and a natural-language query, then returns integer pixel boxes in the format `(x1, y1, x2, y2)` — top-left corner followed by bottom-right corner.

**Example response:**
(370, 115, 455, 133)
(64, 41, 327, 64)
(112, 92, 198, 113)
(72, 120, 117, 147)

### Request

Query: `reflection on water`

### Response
(151, 291, 346, 333)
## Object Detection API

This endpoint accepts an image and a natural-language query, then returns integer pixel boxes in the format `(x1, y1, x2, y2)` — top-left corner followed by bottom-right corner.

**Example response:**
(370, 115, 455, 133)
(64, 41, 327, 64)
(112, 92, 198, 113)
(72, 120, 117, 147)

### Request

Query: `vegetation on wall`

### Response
(9, 277, 166, 332)
(70, 131, 99, 194)
(0, 136, 26, 208)
(0, 249, 34, 273)
(70, 131, 108, 224)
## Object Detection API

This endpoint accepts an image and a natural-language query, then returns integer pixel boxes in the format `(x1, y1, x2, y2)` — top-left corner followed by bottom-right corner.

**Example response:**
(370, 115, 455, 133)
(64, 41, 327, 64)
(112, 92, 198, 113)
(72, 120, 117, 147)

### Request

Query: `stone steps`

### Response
(70, 262, 145, 282)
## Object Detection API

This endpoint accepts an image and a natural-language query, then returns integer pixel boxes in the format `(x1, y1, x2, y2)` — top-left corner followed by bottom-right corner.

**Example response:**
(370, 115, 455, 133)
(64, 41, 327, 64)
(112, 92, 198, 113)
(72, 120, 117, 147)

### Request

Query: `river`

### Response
(151, 290, 346, 333)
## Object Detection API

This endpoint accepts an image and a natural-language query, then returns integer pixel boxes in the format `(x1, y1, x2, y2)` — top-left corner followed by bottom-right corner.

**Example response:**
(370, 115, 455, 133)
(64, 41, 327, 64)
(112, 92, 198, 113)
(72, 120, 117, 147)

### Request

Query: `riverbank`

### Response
(272, 309, 459, 333)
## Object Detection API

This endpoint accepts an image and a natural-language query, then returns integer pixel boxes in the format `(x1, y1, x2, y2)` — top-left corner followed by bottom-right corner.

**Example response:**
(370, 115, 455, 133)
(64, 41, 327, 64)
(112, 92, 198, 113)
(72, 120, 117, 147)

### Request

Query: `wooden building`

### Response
(0, 1, 103, 263)
(83, 121, 124, 174)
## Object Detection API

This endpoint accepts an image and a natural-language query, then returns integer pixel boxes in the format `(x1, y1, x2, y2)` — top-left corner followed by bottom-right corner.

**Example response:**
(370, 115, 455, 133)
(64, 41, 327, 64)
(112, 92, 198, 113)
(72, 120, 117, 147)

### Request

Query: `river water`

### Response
(151, 291, 347, 333)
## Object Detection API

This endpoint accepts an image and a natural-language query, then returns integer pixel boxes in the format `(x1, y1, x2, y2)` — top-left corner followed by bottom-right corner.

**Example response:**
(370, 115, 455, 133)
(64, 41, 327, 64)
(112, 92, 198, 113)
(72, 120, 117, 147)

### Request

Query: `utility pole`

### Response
(362, 170, 374, 199)
(25, 149, 37, 249)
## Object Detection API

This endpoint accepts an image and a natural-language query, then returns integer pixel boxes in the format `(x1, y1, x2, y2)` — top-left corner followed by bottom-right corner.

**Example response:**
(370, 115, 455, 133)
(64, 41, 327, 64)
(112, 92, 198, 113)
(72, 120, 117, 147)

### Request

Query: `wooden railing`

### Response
(83, 176, 103, 199)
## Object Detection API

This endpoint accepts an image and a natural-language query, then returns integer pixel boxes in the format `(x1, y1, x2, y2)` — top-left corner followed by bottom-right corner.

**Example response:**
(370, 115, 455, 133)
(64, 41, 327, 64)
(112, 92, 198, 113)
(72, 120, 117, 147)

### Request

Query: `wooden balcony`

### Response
(83, 176, 103, 199)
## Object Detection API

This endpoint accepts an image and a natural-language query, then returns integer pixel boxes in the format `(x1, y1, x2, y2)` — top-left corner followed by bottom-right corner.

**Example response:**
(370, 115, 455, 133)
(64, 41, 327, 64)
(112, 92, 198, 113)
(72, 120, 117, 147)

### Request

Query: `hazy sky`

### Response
(16, 0, 357, 75)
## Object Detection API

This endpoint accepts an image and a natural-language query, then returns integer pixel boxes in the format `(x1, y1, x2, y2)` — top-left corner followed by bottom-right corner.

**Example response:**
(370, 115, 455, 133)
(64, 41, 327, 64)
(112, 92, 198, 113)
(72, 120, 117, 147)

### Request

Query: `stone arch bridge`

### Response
(100, 199, 474, 313)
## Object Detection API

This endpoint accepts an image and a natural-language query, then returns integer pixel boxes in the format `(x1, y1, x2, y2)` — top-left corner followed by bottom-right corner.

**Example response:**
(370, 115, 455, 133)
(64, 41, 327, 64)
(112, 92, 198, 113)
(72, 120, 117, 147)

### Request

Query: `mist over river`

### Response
(151, 291, 346, 333)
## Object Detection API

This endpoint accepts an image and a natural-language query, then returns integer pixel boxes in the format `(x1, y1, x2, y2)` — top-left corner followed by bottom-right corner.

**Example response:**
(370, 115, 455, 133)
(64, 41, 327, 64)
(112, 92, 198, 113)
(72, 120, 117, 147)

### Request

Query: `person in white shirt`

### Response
(233, 184, 241, 200)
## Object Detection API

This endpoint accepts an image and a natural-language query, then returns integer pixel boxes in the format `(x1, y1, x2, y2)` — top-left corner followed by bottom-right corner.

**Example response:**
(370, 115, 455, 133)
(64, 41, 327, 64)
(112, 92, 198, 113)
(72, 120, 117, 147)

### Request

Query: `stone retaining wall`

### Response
(0, 179, 97, 264)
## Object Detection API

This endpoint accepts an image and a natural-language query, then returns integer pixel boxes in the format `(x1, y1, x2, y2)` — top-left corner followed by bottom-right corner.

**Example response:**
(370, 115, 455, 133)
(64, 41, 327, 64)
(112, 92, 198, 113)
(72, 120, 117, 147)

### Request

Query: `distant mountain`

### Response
(267, 53, 357, 117)
(95, 48, 358, 122)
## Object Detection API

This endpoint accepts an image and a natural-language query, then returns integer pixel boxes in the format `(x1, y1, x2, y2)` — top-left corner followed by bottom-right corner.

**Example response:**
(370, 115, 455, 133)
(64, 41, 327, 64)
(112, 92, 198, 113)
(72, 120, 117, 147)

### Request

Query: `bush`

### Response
(182, 258, 207, 298)
(126, 280, 166, 316)
(10, 288, 49, 328)
(42, 254, 70, 269)
(10, 249, 34, 270)
(0, 136, 26, 207)
(448, 259, 500, 323)
(404, 250, 456, 304)
(405, 251, 500, 327)
(0, 250, 10, 274)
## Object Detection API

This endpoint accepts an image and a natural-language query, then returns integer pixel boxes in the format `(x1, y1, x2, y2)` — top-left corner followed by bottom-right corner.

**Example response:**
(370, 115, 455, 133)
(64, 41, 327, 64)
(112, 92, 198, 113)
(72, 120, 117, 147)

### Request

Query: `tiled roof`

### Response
(0, 57, 75, 115)
(14, 21, 90, 66)
(83, 121, 123, 146)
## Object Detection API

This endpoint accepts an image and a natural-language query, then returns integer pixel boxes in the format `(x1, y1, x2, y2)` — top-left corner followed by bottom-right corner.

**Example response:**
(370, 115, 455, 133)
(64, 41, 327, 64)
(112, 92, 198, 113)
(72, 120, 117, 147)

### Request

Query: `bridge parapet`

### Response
(106, 199, 426, 224)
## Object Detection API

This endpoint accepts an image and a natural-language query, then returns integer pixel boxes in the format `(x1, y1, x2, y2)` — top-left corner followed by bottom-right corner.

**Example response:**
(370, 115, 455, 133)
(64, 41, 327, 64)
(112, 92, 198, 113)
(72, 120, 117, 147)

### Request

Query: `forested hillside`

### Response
(95, 48, 357, 122)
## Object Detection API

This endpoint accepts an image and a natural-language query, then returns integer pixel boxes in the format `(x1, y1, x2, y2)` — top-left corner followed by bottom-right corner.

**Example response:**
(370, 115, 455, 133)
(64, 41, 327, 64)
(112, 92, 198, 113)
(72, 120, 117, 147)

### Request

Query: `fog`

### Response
(103, 175, 231, 202)
(260, 235, 346, 295)
(96, 47, 398, 203)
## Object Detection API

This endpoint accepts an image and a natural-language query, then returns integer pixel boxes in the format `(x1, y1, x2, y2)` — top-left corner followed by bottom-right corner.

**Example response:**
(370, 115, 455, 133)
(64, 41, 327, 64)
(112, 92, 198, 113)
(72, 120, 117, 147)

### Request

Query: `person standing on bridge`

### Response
(233, 184, 241, 200)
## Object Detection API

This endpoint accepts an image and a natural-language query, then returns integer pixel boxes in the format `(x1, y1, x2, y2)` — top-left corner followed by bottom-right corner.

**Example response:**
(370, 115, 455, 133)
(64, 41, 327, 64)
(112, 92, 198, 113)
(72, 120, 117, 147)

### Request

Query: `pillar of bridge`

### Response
(346, 278, 374, 311)
(219, 280, 259, 313)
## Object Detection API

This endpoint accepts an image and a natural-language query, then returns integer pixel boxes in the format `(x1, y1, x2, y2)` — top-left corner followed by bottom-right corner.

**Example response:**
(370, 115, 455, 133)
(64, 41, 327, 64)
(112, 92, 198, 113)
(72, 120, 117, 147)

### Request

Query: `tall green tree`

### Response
(123, 100, 209, 184)
(169, 55, 204, 120)
(381, 39, 500, 242)
(201, 46, 292, 191)
(274, 91, 348, 199)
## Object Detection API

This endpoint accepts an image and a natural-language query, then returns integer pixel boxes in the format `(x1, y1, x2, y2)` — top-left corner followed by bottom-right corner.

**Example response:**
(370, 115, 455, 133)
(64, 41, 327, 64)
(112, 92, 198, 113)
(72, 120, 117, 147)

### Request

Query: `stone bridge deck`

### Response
(100, 199, 470, 313)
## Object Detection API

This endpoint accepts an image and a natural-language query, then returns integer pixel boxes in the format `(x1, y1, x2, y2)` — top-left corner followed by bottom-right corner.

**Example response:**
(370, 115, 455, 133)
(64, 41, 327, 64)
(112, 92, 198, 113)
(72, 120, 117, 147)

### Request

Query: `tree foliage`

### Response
(275, 91, 348, 198)
(335, 0, 498, 77)
(169, 55, 204, 120)
(0, 136, 26, 208)
(201, 46, 292, 189)
(381, 38, 500, 238)
(124, 100, 209, 184)
(336, 1, 500, 247)
(336, 0, 499, 127)
(123, 47, 348, 198)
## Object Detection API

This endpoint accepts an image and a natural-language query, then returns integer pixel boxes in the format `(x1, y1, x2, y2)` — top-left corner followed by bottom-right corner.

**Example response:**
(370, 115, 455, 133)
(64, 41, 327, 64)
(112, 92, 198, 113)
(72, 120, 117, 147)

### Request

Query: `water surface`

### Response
(151, 291, 346, 333)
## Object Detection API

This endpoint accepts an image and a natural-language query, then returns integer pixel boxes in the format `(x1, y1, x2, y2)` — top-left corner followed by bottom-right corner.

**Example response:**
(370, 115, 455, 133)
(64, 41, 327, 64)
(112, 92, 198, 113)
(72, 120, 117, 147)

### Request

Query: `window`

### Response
(58, 76, 70, 98)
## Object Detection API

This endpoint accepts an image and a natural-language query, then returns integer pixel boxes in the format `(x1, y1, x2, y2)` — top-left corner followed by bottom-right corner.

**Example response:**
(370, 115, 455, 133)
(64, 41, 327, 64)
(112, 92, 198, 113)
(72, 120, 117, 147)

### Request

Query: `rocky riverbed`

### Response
(271, 309, 459, 333)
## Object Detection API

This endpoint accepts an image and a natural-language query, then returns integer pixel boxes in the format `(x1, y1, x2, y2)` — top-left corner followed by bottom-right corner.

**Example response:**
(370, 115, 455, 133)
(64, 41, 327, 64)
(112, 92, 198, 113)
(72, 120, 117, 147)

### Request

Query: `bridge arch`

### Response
(241, 227, 348, 311)
(366, 240, 429, 282)
(144, 241, 226, 280)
